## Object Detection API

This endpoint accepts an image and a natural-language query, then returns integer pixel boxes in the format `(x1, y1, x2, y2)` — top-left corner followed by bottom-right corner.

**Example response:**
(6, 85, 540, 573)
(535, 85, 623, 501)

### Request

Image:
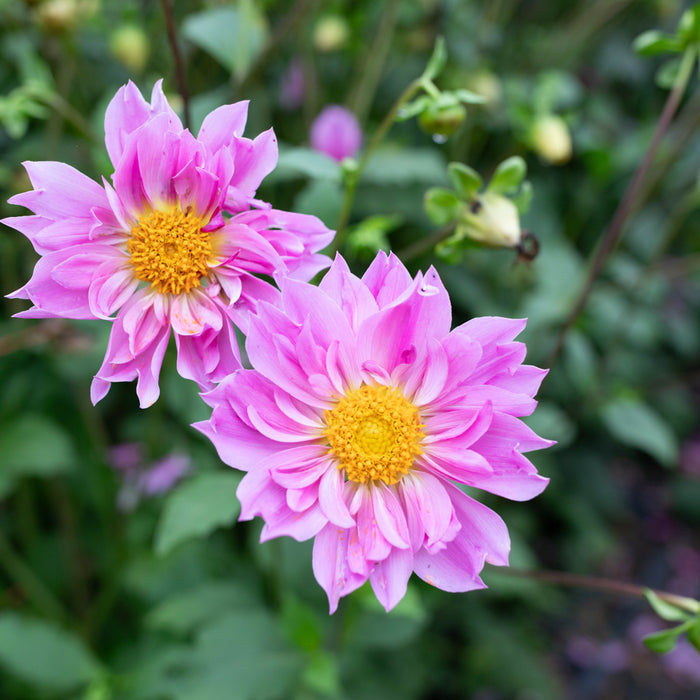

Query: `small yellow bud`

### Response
(530, 114, 572, 165)
(313, 15, 350, 52)
(460, 192, 522, 248)
(35, 0, 79, 32)
(466, 70, 502, 111)
(110, 25, 150, 73)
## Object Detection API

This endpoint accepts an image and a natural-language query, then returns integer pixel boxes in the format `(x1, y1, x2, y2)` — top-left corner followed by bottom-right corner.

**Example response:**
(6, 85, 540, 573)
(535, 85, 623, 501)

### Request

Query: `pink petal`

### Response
(170, 289, 223, 336)
(197, 101, 249, 151)
(369, 546, 414, 611)
(318, 466, 355, 528)
(312, 523, 367, 614)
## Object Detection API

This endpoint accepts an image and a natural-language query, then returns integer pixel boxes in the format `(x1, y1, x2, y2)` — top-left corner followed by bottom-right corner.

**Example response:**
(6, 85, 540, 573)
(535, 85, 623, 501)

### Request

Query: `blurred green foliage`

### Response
(1, 0, 700, 698)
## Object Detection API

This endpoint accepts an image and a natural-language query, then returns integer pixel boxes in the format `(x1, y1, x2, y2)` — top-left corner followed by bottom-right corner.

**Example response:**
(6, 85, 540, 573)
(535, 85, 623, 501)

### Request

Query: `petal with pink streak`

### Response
(119, 290, 169, 358)
(400, 471, 455, 549)
(198, 101, 249, 151)
(372, 483, 411, 549)
(105, 80, 154, 166)
(318, 465, 355, 528)
(355, 490, 392, 562)
(312, 523, 368, 614)
(93, 319, 171, 408)
(260, 501, 327, 543)
(369, 546, 414, 611)
(318, 254, 379, 329)
(460, 385, 537, 417)
(236, 464, 283, 521)
(170, 289, 223, 336)
(229, 129, 278, 199)
(175, 313, 240, 388)
(413, 485, 509, 591)
(6, 217, 91, 255)
(287, 486, 317, 513)
(456, 316, 528, 346)
(88, 264, 139, 319)
(135, 119, 181, 208)
(471, 412, 556, 456)
(361, 251, 413, 307)
(10, 161, 108, 219)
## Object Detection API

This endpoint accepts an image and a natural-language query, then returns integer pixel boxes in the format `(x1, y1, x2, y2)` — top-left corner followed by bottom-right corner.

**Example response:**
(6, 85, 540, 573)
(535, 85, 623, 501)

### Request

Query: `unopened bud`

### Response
(418, 101, 467, 138)
(459, 192, 522, 248)
(314, 15, 349, 52)
(530, 114, 572, 165)
(110, 25, 150, 73)
(466, 70, 502, 110)
(35, 0, 79, 32)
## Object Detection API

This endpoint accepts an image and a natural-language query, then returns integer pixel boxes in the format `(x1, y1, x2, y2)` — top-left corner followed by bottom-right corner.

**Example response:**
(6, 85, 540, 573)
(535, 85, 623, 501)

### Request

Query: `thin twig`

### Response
(491, 566, 700, 614)
(546, 47, 697, 367)
(161, 0, 191, 130)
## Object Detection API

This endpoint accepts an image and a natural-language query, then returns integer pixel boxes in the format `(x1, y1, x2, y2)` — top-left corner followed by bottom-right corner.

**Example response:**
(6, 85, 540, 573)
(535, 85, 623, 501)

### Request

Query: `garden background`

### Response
(1, 0, 699, 698)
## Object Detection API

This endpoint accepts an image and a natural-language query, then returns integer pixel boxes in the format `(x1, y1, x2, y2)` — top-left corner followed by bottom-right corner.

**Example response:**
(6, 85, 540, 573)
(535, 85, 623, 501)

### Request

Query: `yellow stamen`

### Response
(323, 384, 424, 485)
(127, 207, 212, 295)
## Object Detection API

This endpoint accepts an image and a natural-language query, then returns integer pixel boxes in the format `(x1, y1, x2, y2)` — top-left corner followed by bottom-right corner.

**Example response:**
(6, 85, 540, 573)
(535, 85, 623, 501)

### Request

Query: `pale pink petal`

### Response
(170, 289, 223, 336)
(198, 101, 249, 151)
(313, 524, 368, 614)
(318, 466, 355, 528)
(369, 547, 413, 612)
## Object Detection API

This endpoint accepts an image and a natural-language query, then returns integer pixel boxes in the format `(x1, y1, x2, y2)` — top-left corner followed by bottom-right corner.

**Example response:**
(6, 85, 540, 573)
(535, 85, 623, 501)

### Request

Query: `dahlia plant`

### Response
(196, 251, 552, 612)
(4, 81, 333, 407)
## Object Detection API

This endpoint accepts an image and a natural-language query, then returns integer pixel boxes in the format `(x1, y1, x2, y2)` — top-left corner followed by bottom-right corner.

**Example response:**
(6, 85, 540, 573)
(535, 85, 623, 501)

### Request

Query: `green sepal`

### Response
(644, 589, 693, 622)
(424, 187, 462, 225)
(633, 30, 682, 56)
(643, 627, 682, 654)
(488, 156, 527, 195)
(447, 162, 482, 199)
(423, 36, 447, 82)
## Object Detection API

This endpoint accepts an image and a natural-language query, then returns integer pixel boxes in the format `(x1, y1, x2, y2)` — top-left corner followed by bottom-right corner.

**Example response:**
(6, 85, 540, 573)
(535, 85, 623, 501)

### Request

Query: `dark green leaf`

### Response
(0, 612, 101, 692)
(643, 627, 681, 654)
(155, 472, 242, 556)
(601, 398, 678, 467)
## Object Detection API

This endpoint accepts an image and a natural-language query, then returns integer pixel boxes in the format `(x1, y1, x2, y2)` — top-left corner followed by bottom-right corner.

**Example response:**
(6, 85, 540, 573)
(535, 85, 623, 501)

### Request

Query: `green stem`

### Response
(0, 532, 68, 623)
(333, 77, 425, 251)
(396, 222, 457, 263)
(547, 45, 697, 367)
(491, 566, 700, 614)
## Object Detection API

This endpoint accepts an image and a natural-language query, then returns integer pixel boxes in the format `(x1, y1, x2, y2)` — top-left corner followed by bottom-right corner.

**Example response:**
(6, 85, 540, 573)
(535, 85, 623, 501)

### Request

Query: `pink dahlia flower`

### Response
(309, 105, 362, 162)
(196, 251, 552, 612)
(4, 80, 334, 407)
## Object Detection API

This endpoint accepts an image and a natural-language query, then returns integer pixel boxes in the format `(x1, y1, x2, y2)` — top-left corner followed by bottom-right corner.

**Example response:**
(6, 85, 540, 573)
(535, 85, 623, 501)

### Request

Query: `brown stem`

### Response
(161, 0, 191, 130)
(491, 566, 700, 613)
(396, 222, 457, 263)
(546, 47, 697, 367)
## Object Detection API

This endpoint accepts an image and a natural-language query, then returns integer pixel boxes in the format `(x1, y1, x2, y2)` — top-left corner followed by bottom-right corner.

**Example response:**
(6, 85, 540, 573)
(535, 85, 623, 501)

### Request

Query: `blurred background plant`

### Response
(1, 0, 700, 698)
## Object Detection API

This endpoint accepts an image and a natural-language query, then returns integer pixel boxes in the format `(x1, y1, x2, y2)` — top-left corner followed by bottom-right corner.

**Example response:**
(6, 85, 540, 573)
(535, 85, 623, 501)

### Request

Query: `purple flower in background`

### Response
(280, 58, 305, 110)
(310, 105, 362, 162)
(108, 442, 190, 510)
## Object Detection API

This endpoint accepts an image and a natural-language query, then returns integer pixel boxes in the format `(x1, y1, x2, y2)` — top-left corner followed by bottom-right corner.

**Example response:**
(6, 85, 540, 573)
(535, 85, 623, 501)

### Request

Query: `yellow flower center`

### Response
(127, 207, 213, 295)
(323, 384, 424, 485)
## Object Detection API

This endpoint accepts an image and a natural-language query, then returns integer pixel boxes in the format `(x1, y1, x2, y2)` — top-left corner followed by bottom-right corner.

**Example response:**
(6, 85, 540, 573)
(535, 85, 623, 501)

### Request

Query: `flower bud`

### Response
(35, 0, 79, 32)
(310, 105, 362, 162)
(313, 15, 350, 52)
(459, 192, 522, 248)
(110, 25, 150, 73)
(530, 114, 572, 165)
(418, 101, 467, 139)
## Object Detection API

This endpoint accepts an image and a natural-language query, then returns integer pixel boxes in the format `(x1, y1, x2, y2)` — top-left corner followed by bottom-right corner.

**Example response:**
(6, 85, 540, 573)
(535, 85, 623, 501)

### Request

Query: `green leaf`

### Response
(396, 95, 432, 121)
(154, 472, 242, 556)
(678, 5, 700, 45)
(424, 187, 462, 225)
(644, 590, 693, 622)
(0, 415, 76, 497)
(687, 619, 700, 652)
(182, 4, 267, 81)
(643, 627, 682, 654)
(0, 612, 101, 692)
(633, 30, 682, 56)
(146, 581, 261, 634)
(656, 57, 682, 89)
(363, 147, 449, 185)
(488, 156, 527, 195)
(601, 397, 678, 467)
(512, 180, 533, 214)
(448, 162, 482, 199)
(272, 147, 341, 183)
(423, 36, 446, 81)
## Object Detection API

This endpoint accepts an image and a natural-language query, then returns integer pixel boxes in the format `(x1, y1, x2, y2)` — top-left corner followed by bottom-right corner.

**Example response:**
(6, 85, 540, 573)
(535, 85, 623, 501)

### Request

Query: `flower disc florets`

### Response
(197, 251, 553, 614)
(4, 80, 334, 407)
(324, 384, 424, 485)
